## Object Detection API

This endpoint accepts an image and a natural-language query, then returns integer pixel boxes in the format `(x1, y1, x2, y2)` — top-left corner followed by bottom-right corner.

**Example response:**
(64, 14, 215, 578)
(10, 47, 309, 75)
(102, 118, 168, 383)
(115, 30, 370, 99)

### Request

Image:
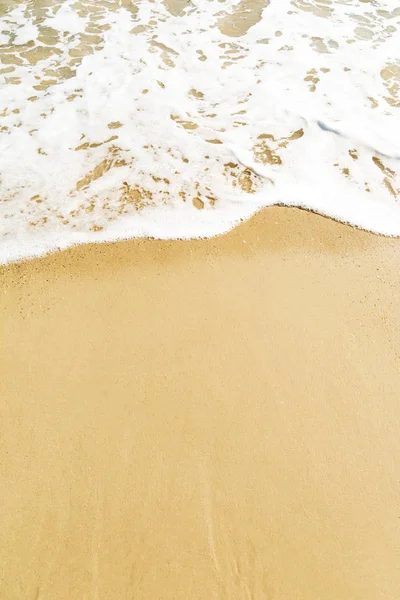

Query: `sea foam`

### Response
(0, 0, 399, 263)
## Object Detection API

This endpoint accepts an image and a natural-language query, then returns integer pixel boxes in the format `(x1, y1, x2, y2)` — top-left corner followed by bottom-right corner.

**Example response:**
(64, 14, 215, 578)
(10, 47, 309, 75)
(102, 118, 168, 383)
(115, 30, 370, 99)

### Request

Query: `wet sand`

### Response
(1, 207, 400, 599)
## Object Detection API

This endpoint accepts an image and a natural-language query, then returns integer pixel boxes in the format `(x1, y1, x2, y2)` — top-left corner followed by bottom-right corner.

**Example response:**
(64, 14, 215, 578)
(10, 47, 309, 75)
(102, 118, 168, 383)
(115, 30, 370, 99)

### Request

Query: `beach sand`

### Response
(1, 207, 400, 599)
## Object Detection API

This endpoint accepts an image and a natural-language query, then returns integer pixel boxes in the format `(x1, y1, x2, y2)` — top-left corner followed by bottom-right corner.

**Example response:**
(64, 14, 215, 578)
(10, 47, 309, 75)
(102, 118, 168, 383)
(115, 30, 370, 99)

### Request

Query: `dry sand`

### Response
(1, 207, 400, 599)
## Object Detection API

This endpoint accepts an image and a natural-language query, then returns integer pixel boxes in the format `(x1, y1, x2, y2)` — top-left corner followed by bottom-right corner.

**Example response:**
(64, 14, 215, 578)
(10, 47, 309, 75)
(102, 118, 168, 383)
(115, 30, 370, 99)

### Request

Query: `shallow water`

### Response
(0, 0, 399, 262)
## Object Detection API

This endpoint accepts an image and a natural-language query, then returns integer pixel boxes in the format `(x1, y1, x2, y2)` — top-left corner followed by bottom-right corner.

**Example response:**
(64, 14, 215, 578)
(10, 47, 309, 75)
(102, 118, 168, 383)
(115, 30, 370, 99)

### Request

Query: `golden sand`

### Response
(1, 207, 400, 599)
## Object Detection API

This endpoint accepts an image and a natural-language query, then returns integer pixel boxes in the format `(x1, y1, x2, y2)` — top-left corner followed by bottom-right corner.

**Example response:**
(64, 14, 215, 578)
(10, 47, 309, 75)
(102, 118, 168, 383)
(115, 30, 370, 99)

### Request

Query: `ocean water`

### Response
(0, 0, 399, 263)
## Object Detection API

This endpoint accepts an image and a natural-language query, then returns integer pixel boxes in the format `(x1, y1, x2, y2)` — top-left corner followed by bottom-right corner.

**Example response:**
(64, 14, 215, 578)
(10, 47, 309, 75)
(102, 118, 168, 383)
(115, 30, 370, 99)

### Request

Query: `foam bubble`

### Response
(0, 0, 399, 263)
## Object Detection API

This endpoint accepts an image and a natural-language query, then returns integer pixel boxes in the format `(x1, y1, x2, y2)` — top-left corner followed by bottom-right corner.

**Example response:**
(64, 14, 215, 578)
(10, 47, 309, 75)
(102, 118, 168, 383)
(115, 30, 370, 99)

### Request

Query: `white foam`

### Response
(0, 0, 399, 263)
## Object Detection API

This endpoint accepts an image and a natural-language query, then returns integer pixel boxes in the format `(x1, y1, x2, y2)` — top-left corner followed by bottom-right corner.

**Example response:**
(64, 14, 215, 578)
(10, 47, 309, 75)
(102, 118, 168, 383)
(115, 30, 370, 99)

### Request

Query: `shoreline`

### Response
(1, 206, 400, 599)
(2, 203, 400, 267)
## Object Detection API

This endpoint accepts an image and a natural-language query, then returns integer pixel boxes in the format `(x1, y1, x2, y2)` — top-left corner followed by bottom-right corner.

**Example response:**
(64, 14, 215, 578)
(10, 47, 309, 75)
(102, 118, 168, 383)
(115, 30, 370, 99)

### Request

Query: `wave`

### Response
(0, 0, 399, 263)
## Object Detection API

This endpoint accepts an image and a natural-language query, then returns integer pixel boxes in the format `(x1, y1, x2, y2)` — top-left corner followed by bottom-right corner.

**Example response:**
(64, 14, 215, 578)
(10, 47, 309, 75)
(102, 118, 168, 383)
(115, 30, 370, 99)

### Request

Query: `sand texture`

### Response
(1, 207, 400, 599)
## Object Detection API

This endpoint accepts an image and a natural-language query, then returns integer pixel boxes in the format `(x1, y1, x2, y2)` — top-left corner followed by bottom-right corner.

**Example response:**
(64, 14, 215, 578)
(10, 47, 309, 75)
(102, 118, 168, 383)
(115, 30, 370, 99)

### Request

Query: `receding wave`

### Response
(1, 0, 399, 263)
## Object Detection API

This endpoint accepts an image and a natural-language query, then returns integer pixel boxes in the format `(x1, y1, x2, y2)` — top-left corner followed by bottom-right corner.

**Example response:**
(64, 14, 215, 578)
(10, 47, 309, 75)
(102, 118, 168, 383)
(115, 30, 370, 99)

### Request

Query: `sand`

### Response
(1, 207, 400, 599)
